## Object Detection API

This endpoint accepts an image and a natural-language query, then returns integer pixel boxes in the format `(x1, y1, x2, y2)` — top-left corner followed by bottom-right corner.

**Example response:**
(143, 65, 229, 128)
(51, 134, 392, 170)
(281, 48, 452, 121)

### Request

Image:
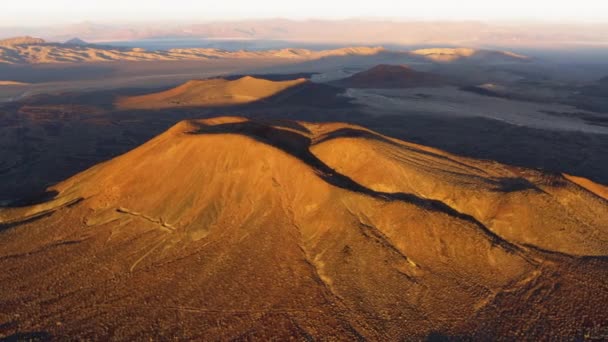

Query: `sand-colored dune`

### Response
(0, 117, 606, 339)
(116, 76, 309, 109)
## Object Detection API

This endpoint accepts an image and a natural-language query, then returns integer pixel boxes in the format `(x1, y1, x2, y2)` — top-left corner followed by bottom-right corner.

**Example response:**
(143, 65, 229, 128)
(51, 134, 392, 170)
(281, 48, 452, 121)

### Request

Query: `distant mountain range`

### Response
(1, 20, 608, 48)
(0, 37, 530, 65)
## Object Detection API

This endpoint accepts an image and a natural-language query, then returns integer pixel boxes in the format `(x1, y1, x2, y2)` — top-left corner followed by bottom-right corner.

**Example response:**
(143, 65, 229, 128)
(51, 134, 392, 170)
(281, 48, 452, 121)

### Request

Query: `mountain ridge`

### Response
(0, 40, 385, 64)
(0, 116, 606, 339)
(0, 37, 530, 65)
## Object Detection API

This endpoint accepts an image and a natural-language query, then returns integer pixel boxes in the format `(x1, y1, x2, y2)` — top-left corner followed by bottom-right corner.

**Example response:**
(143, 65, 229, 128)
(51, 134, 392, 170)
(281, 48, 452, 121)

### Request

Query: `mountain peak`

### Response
(1, 116, 607, 339)
(64, 37, 88, 46)
(333, 64, 446, 88)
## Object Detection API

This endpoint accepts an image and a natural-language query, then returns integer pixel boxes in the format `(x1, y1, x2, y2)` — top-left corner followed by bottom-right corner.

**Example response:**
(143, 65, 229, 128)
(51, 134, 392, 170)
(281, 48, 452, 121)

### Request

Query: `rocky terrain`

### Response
(1, 116, 607, 340)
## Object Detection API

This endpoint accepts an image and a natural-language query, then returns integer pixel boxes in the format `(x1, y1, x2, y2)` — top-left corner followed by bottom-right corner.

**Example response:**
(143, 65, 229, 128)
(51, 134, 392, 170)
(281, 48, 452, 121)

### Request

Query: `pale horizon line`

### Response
(3, 17, 608, 29)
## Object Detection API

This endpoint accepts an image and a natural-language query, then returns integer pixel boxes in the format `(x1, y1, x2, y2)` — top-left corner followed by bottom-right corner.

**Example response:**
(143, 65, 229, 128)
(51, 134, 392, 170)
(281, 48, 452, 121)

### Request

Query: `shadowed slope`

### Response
(332, 64, 447, 88)
(0, 117, 606, 340)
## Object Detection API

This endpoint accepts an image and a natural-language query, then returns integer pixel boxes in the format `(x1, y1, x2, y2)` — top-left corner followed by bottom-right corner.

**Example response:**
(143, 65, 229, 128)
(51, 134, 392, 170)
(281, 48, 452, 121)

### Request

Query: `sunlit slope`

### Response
(116, 77, 308, 109)
(0, 117, 606, 339)
(311, 126, 608, 256)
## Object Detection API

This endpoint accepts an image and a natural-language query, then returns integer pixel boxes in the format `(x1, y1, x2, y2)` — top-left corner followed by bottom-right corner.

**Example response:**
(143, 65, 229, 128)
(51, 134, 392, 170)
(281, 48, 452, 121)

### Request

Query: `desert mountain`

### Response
(332, 64, 447, 88)
(0, 37, 531, 65)
(0, 39, 384, 64)
(411, 48, 530, 63)
(0, 36, 46, 46)
(116, 76, 343, 109)
(64, 37, 89, 46)
(1, 117, 606, 339)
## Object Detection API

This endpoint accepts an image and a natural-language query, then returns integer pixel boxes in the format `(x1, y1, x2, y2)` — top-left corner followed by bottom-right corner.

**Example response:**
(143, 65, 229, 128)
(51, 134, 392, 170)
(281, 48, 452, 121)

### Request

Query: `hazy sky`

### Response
(4, 0, 608, 26)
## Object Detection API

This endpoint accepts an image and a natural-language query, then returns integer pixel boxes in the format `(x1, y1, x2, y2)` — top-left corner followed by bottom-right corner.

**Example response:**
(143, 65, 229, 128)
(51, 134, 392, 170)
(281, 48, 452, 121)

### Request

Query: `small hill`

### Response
(332, 64, 447, 88)
(64, 37, 89, 46)
(411, 48, 530, 63)
(116, 76, 309, 109)
(0, 36, 46, 46)
(0, 117, 606, 339)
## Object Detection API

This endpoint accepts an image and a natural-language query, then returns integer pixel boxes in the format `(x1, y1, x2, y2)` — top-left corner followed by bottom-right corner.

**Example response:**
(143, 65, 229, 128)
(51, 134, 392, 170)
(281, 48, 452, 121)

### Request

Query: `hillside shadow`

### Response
(0, 77, 352, 205)
(425, 332, 454, 341)
(357, 113, 608, 185)
(1, 190, 59, 208)
(492, 177, 539, 192)
(260, 81, 350, 108)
